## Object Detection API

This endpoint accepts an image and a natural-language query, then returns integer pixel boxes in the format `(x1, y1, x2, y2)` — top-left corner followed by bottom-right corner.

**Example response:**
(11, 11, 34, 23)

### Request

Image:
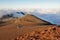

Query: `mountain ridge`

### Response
(15, 14, 53, 27)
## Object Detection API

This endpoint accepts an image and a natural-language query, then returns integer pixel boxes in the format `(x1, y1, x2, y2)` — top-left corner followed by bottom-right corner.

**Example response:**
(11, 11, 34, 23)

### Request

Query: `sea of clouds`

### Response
(0, 9, 60, 25)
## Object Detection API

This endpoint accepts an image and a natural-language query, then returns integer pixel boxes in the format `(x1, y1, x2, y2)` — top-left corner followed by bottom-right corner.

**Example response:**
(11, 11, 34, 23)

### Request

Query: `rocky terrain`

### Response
(0, 14, 60, 40)
(15, 25, 60, 40)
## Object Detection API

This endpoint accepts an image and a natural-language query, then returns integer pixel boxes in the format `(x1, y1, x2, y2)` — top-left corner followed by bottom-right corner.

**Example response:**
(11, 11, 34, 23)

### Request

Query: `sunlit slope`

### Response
(0, 14, 53, 40)
(0, 20, 19, 40)
(15, 14, 52, 26)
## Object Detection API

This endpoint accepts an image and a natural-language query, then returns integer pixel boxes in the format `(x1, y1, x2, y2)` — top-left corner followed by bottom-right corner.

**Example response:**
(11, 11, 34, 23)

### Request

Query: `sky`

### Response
(0, 0, 60, 9)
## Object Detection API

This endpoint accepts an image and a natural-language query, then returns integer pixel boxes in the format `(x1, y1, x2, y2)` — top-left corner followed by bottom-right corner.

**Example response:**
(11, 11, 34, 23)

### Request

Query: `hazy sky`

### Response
(0, 0, 60, 9)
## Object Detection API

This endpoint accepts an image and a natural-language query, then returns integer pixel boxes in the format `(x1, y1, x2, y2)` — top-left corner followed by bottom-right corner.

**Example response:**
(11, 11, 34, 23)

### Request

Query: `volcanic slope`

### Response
(15, 14, 52, 26)
(0, 14, 56, 40)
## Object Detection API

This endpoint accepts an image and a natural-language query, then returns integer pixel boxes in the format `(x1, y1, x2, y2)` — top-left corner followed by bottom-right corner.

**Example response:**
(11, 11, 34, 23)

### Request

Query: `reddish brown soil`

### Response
(0, 14, 60, 40)
(15, 26, 60, 40)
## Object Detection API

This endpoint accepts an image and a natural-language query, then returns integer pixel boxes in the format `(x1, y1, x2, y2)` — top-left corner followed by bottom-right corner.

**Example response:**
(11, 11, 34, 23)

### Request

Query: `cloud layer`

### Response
(0, 9, 60, 25)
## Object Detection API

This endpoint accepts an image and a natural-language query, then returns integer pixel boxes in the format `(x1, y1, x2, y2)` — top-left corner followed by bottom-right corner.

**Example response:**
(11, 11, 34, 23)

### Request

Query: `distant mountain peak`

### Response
(16, 12, 26, 15)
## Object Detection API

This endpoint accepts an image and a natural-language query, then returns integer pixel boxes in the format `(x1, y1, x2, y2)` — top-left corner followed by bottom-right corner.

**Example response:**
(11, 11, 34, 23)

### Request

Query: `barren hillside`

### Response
(0, 14, 60, 40)
(15, 14, 52, 26)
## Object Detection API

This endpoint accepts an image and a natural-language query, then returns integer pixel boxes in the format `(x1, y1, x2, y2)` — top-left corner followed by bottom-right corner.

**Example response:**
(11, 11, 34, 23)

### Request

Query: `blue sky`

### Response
(0, 0, 60, 9)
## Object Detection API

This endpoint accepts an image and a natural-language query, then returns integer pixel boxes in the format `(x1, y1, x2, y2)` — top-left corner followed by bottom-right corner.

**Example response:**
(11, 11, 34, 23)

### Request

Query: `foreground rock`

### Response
(15, 25, 60, 40)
